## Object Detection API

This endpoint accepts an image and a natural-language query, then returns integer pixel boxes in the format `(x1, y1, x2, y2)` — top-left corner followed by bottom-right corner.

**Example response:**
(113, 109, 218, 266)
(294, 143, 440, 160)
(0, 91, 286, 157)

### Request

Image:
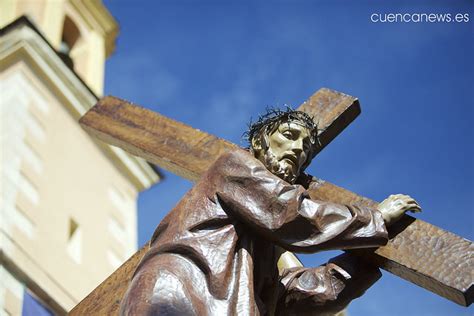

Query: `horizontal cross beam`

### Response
(79, 88, 360, 182)
(71, 89, 472, 315)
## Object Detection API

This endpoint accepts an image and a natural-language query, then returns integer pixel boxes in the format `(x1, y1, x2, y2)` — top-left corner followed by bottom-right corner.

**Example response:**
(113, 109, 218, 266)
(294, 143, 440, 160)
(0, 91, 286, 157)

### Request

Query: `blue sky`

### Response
(103, 1, 473, 315)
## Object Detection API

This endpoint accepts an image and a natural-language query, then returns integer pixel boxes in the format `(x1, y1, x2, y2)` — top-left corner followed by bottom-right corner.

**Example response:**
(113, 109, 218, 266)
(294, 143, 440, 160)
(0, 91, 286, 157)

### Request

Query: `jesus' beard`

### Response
(263, 150, 298, 184)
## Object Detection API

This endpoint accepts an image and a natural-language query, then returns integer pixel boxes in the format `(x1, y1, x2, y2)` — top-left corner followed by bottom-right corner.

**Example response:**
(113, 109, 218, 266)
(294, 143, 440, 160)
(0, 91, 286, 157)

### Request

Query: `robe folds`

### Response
(120, 149, 388, 316)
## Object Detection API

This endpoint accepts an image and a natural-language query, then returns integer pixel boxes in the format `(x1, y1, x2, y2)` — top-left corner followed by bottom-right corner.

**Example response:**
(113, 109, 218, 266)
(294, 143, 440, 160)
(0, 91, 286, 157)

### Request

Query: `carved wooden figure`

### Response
(70, 88, 473, 315)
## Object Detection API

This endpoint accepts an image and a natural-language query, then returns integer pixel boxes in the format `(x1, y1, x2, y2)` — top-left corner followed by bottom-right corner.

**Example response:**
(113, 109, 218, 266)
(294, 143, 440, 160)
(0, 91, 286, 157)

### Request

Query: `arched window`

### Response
(58, 16, 81, 68)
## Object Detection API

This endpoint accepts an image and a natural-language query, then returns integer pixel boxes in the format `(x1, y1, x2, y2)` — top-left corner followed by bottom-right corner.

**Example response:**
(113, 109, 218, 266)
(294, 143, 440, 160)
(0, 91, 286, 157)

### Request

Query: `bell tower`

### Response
(0, 0, 118, 95)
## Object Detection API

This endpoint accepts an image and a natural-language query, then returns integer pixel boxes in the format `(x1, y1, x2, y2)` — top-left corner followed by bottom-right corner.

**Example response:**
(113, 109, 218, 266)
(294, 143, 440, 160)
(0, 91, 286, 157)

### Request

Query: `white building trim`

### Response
(0, 264, 24, 315)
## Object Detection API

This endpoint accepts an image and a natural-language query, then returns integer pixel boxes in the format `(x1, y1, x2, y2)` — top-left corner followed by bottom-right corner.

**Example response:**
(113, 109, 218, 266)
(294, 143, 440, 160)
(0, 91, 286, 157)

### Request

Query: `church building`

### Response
(0, 1, 160, 314)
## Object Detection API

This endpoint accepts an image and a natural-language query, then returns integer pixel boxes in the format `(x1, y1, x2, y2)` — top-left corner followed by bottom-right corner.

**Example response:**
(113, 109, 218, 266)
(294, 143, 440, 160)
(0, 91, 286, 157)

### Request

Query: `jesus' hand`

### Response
(378, 194, 421, 226)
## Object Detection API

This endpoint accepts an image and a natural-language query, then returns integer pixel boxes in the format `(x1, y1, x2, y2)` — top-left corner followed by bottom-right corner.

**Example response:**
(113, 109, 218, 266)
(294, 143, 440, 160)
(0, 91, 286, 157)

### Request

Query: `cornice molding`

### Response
(0, 18, 159, 191)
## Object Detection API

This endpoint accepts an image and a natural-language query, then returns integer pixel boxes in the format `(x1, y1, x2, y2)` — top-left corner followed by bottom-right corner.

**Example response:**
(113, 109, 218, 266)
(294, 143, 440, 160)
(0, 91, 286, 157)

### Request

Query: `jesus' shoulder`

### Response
(203, 149, 389, 253)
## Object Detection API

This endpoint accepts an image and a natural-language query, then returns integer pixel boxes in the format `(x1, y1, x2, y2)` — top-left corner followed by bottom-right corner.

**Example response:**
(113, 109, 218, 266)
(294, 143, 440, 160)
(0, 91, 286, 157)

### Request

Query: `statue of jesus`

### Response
(120, 108, 420, 316)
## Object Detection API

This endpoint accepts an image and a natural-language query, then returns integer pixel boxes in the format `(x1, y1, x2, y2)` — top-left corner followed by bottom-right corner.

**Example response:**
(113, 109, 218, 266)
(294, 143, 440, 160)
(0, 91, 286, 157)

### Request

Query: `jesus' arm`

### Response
(209, 150, 388, 253)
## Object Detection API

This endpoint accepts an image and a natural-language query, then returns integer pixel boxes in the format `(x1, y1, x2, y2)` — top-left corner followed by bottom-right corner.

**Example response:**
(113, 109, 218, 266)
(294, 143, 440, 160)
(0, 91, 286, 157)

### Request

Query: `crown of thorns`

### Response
(244, 107, 319, 147)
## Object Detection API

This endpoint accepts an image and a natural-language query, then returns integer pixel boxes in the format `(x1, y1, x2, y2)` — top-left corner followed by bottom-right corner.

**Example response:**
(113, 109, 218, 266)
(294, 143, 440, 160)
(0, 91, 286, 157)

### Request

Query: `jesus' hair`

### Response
(244, 107, 320, 151)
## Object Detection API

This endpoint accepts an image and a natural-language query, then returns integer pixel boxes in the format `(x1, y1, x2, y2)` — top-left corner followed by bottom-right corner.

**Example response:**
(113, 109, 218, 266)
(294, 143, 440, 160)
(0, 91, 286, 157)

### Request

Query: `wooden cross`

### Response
(70, 88, 473, 315)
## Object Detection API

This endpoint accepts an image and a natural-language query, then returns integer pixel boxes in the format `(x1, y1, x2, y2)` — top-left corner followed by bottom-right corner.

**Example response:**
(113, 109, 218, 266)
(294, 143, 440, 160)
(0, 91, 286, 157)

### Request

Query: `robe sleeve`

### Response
(276, 254, 382, 315)
(209, 150, 388, 253)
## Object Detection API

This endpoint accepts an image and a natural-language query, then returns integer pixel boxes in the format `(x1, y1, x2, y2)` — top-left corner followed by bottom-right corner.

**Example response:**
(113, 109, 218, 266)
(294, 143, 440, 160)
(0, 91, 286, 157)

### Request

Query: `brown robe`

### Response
(120, 149, 388, 316)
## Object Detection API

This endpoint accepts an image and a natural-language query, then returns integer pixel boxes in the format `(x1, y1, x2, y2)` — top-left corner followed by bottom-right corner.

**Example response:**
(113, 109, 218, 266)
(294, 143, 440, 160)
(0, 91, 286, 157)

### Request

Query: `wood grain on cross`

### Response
(70, 88, 473, 315)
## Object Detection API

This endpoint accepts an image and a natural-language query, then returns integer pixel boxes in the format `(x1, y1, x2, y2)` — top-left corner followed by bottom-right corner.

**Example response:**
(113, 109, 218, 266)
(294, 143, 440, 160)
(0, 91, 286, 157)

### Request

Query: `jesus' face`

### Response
(258, 121, 312, 184)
